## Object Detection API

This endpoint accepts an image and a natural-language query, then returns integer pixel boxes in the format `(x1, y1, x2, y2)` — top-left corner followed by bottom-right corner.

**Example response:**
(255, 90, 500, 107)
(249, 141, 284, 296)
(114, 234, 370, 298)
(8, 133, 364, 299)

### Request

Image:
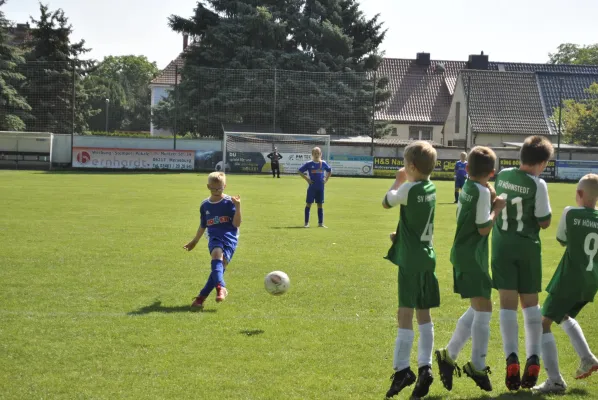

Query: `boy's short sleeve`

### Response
(298, 162, 309, 173)
(324, 162, 331, 172)
(556, 206, 570, 245)
(534, 178, 552, 221)
(475, 184, 493, 228)
(384, 182, 416, 208)
(200, 203, 207, 228)
(228, 199, 236, 216)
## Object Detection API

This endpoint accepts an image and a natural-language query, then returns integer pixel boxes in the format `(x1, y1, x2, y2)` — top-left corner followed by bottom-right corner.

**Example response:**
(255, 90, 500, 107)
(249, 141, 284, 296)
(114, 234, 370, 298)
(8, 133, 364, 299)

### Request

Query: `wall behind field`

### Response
(42, 135, 598, 166)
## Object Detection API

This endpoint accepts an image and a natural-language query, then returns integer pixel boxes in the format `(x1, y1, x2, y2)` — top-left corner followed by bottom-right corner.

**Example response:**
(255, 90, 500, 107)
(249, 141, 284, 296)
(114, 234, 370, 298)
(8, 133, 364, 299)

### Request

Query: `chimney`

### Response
(183, 34, 189, 51)
(467, 51, 489, 70)
(416, 52, 431, 66)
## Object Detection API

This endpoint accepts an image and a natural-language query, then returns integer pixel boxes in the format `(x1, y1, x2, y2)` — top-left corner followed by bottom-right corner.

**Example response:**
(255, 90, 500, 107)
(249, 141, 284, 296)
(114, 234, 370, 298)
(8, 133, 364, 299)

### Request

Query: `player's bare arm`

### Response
(231, 195, 242, 227)
(324, 171, 331, 183)
(298, 171, 313, 184)
(538, 218, 551, 229)
(478, 195, 507, 236)
(184, 226, 206, 251)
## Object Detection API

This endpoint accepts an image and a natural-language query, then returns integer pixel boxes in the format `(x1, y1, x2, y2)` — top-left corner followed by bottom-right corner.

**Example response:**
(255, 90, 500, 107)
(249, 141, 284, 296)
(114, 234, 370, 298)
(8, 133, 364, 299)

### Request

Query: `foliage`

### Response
(153, 0, 389, 137)
(549, 43, 598, 65)
(19, 3, 96, 134)
(0, 0, 31, 131)
(553, 83, 598, 146)
(85, 55, 159, 132)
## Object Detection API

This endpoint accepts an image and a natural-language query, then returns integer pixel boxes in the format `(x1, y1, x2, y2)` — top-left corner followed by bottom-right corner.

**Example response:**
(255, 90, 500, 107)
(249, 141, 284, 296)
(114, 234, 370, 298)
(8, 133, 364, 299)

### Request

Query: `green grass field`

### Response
(1, 170, 596, 399)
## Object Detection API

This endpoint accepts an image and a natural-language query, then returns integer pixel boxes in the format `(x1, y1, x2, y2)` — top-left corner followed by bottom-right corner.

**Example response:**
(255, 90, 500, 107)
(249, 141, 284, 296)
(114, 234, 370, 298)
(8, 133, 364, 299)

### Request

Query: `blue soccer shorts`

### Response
(455, 176, 466, 189)
(208, 237, 237, 264)
(306, 186, 324, 204)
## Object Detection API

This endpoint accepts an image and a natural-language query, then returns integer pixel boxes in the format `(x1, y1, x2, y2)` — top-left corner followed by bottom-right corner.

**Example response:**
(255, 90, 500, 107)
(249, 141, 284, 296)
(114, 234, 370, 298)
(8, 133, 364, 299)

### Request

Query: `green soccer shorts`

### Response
(453, 268, 492, 300)
(491, 237, 542, 294)
(398, 267, 440, 309)
(542, 293, 588, 323)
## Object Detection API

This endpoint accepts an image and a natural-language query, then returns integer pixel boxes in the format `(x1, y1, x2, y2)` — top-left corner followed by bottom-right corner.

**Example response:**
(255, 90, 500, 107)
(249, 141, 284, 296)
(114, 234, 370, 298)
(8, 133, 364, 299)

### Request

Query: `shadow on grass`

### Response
(128, 301, 217, 315)
(239, 329, 265, 336)
(466, 388, 589, 399)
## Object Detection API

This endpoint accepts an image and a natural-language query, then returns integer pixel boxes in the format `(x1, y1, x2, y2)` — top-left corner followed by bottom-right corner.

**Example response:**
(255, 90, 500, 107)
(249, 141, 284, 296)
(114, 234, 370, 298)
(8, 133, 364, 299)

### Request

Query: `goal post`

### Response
(0, 131, 54, 170)
(222, 131, 331, 174)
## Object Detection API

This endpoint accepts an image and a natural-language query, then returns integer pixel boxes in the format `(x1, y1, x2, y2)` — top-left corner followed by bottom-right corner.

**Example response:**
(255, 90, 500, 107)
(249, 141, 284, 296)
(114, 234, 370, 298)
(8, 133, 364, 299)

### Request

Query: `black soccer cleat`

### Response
(435, 348, 461, 391)
(521, 355, 541, 389)
(505, 352, 521, 391)
(463, 362, 493, 392)
(385, 367, 416, 398)
(411, 365, 434, 399)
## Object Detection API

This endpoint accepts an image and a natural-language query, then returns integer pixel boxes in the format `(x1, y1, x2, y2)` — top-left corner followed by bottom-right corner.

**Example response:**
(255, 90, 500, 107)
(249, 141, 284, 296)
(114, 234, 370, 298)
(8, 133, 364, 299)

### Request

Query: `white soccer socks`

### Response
(471, 311, 492, 370)
(541, 332, 563, 381)
(562, 318, 593, 360)
(394, 328, 415, 372)
(500, 309, 519, 358)
(523, 305, 543, 358)
(447, 307, 474, 361)
(418, 323, 434, 368)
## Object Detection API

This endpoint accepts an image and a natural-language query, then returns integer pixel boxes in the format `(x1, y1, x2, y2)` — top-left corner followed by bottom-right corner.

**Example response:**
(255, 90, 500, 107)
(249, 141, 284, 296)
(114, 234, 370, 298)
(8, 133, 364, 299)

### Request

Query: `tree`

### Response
(153, 0, 389, 137)
(549, 43, 598, 65)
(0, 0, 31, 131)
(553, 83, 598, 145)
(20, 3, 97, 134)
(85, 55, 159, 132)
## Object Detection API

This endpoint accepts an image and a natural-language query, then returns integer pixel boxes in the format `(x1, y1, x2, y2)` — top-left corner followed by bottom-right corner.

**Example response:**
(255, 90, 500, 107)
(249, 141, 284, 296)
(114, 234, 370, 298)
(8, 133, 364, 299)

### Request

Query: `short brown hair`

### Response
(468, 146, 496, 178)
(404, 141, 437, 176)
(520, 136, 553, 166)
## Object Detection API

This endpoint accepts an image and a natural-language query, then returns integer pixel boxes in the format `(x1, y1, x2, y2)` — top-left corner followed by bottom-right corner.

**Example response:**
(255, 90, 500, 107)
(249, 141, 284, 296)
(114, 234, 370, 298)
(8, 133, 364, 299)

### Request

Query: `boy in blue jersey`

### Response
(455, 152, 468, 203)
(184, 172, 242, 311)
(298, 147, 332, 228)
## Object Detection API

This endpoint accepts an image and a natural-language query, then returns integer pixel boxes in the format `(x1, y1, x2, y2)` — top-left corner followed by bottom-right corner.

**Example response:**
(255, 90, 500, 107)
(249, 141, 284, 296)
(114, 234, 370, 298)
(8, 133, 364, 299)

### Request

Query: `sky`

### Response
(6, 0, 598, 70)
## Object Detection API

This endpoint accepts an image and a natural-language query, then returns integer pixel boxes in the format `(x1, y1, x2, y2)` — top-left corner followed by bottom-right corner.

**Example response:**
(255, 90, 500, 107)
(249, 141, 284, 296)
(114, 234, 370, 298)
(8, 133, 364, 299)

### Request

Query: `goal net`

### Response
(222, 131, 331, 174)
(0, 131, 54, 170)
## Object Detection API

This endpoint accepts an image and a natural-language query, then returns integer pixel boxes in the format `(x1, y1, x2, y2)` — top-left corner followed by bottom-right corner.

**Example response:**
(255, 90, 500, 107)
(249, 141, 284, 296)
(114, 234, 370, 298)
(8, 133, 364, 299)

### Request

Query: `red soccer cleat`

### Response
(191, 295, 207, 311)
(216, 285, 228, 303)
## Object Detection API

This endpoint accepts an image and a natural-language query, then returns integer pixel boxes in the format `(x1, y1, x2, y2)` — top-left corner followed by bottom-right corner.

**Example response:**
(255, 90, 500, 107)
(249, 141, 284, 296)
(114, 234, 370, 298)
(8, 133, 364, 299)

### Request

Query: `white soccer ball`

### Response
(264, 271, 290, 296)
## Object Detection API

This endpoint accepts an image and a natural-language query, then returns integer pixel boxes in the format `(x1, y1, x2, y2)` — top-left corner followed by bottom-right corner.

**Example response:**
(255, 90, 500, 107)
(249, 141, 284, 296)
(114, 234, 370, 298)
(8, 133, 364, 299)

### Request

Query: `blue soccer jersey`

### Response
(299, 161, 331, 190)
(200, 196, 239, 260)
(455, 161, 468, 179)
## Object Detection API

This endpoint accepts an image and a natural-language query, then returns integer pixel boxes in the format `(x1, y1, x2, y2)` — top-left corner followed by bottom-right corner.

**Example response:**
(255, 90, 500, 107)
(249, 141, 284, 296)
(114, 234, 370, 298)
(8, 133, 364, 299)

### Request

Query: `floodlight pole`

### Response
(273, 68, 277, 133)
(105, 99, 110, 132)
(464, 75, 471, 152)
(370, 70, 377, 157)
(174, 64, 178, 150)
(557, 78, 564, 162)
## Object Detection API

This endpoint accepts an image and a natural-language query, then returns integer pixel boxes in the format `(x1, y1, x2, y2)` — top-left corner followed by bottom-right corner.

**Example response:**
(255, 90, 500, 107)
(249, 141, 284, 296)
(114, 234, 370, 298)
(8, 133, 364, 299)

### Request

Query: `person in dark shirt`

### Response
(267, 147, 283, 178)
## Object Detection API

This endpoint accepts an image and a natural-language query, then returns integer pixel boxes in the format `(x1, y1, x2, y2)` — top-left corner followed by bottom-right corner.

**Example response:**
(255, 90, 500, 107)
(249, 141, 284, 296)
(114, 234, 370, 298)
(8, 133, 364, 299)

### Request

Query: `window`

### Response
(390, 127, 398, 136)
(455, 102, 461, 133)
(409, 126, 433, 141)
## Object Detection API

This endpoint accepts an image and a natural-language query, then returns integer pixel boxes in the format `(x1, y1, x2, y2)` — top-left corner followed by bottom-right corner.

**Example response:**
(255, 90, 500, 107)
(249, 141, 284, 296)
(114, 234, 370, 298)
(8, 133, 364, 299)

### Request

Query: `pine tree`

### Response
(0, 0, 31, 131)
(21, 3, 96, 134)
(154, 0, 388, 137)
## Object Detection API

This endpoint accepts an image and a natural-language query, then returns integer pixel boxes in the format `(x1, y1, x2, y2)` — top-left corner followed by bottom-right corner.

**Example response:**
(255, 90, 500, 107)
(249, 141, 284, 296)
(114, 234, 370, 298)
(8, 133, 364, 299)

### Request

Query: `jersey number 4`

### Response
(584, 232, 598, 271)
(499, 195, 523, 232)
(420, 208, 434, 242)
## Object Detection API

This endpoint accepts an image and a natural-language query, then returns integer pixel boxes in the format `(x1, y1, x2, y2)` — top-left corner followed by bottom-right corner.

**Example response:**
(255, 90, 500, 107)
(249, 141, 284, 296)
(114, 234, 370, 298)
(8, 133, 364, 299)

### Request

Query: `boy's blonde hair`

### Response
(404, 141, 437, 176)
(578, 174, 598, 200)
(208, 171, 226, 185)
(460, 152, 467, 160)
(312, 147, 322, 158)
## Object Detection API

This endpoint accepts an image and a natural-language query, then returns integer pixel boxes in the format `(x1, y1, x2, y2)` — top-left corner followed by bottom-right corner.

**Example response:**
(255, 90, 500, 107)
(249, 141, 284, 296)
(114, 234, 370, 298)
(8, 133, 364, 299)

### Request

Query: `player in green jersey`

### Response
(382, 141, 438, 399)
(436, 147, 506, 393)
(491, 136, 554, 391)
(533, 174, 598, 394)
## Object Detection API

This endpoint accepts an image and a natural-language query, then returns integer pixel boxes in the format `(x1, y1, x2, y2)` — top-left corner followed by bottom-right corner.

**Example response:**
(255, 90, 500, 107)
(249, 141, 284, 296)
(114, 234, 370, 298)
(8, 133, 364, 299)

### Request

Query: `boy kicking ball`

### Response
(533, 174, 598, 393)
(184, 172, 241, 311)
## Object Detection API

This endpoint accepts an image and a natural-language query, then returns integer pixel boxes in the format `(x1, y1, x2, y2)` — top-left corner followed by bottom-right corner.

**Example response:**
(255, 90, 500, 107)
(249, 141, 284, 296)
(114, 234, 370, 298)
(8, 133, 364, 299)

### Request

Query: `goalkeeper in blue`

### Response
(183, 172, 242, 311)
(454, 152, 468, 203)
(532, 174, 598, 394)
(298, 147, 331, 228)
(435, 146, 506, 393)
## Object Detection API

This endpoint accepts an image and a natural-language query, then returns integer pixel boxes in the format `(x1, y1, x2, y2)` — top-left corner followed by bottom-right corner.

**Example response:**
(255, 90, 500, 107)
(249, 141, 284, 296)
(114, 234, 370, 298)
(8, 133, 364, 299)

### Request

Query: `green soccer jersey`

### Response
(451, 180, 493, 272)
(493, 168, 552, 242)
(546, 206, 598, 301)
(383, 180, 436, 272)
